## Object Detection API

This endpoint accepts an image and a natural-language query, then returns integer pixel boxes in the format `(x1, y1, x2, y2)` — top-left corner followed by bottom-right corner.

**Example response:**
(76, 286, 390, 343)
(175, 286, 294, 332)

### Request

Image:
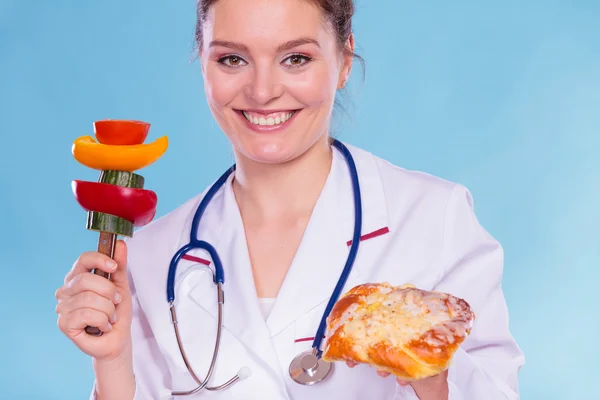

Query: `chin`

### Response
(235, 138, 303, 165)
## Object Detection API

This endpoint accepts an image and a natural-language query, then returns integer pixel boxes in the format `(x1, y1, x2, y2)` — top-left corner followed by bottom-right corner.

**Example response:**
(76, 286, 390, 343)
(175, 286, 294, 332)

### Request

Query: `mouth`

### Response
(235, 109, 300, 132)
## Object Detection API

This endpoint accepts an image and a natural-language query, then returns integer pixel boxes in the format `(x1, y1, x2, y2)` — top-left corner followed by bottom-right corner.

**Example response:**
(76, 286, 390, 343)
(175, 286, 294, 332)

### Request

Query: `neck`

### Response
(232, 138, 333, 222)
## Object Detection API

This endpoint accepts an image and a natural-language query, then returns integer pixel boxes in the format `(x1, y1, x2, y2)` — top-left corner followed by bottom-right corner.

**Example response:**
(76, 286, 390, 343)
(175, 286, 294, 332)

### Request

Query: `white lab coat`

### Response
(90, 143, 524, 400)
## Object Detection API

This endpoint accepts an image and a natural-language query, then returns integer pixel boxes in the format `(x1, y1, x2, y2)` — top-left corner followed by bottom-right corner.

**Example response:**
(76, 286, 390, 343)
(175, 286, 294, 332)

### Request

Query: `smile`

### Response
(241, 110, 297, 127)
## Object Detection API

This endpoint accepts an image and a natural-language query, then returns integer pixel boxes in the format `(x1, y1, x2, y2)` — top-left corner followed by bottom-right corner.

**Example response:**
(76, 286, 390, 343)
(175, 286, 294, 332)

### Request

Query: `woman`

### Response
(55, 0, 525, 399)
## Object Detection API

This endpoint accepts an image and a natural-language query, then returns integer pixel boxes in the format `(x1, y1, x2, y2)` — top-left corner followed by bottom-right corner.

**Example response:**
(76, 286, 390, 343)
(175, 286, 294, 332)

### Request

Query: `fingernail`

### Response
(114, 291, 122, 304)
(106, 260, 117, 270)
(107, 323, 112, 331)
(111, 313, 117, 323)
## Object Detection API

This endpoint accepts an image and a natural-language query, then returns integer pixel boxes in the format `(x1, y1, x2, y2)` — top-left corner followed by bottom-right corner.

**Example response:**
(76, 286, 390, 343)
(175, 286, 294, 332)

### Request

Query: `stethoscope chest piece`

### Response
(289, 350, 334, 385)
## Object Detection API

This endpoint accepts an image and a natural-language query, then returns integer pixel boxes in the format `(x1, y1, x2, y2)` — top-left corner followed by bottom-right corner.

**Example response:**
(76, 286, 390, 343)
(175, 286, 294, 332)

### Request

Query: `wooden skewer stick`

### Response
(84, 231, 117, 336)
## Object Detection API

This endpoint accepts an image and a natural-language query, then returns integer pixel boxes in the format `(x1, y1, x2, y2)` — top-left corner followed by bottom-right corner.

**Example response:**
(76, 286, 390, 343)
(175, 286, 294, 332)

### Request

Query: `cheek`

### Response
(204, 67, 244, 108)
(286, 67, 338, 107)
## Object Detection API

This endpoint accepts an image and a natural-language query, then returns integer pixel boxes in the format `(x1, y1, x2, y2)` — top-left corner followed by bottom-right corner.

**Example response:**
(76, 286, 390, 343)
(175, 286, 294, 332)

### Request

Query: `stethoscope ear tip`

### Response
(237, 366, 252, 380)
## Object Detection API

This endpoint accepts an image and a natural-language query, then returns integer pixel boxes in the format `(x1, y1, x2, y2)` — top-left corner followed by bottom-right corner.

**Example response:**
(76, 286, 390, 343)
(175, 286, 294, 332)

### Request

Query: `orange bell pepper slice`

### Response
(72, 135, 169, 172)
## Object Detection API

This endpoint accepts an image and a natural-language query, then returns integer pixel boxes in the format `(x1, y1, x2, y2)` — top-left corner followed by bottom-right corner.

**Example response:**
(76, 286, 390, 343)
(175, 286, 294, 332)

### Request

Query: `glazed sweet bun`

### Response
(321, 282, 475, 380)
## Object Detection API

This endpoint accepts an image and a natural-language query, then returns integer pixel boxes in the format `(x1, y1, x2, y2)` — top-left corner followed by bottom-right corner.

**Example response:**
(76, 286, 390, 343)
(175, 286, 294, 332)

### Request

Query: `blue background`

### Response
(1, 1, 598, 399)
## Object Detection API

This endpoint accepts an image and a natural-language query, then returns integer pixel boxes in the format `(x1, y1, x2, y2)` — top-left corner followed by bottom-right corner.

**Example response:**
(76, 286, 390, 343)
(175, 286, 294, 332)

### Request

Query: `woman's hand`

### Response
(55, 240, 133, 363)
(56, 240, 137, 399)
(346, 361, 449, 400)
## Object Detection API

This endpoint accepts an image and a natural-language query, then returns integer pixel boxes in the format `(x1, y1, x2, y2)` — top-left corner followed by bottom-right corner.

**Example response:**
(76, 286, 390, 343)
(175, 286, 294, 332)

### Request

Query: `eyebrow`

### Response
(209, 37, 320, 52)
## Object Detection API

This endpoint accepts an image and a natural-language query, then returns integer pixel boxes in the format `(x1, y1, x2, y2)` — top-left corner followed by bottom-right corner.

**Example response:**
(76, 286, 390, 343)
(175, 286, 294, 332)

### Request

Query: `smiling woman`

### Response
(54, 0, 525, 399)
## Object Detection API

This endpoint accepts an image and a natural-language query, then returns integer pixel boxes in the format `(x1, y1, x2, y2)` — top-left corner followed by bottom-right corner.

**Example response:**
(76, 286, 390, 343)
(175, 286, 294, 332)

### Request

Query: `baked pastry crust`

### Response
(321, 282, 475, 380)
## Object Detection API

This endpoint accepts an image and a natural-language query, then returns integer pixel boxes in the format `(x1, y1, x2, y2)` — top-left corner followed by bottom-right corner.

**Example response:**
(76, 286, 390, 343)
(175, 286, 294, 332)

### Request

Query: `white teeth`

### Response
(242, 111, 295, 126)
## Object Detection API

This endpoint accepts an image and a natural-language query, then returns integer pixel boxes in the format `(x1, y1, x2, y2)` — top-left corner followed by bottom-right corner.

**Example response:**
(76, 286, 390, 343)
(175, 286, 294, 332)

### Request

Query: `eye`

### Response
(217, 55, 248, 68)
(282, 54, 312, 68)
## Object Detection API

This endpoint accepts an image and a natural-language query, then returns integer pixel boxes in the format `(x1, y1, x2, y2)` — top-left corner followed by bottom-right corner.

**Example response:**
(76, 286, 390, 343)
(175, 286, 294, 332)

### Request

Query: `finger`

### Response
(58, 307, 112, 336)
(65, 251, 119, 283)
(108, 240, 130, 293)
(346, 361, 358, 368)
(61, 273, 120, 304)
(396, 379, 410, 386)
(56, 291, 117, 323)
(377, 370, 390, 378)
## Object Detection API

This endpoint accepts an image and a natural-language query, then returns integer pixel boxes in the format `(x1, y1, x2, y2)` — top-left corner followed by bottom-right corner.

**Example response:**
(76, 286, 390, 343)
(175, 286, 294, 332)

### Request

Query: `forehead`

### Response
(204, 0, 332, 45)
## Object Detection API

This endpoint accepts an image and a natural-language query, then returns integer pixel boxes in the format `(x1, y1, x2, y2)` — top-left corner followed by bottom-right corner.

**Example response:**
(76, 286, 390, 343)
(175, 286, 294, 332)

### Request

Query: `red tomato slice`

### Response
(93, 120, 150, 145)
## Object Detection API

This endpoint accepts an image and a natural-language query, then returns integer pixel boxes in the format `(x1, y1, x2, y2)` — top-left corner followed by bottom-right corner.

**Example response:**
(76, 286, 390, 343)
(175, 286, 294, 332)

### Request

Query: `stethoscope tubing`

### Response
(311, 140, 362, 355)
(166, 166, 234, 302)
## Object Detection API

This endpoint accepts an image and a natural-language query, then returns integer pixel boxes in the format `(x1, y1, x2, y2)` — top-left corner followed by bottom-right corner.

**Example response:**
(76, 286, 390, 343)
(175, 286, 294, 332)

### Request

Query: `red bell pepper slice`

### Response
(72, 180, 158, 227)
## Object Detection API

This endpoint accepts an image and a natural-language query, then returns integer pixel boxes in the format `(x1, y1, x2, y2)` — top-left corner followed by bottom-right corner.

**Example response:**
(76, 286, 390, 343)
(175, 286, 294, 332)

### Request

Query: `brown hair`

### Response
(195, 0, 363, 65)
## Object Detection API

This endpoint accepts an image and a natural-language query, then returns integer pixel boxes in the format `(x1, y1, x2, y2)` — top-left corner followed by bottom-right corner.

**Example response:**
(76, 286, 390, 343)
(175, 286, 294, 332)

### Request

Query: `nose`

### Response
(244, 64, 284, 105)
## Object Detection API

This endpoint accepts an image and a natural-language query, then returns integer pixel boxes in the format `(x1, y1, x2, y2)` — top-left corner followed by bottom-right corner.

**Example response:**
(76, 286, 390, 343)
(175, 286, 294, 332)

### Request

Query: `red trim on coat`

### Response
(346, 226, 390, 246)
(182, 254, 211, 266)
(294, 336, 326, 343)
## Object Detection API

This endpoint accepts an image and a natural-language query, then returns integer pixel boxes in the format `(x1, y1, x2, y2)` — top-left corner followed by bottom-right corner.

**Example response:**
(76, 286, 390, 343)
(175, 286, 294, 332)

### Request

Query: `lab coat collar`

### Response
(180, 143, 389, 356)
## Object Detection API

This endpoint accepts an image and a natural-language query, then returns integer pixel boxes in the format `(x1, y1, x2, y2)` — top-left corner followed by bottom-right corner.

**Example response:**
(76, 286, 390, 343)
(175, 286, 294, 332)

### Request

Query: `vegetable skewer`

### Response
(71, 120, 168, 336)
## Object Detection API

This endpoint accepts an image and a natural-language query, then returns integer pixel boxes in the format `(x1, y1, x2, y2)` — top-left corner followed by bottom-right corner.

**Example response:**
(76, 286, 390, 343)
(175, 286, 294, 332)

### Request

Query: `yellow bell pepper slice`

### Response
(72, 135, 168, 171)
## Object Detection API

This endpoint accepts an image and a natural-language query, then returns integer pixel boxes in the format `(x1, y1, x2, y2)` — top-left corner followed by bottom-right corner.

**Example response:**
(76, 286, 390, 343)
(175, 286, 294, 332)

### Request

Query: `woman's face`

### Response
(200, 0, 353, 165)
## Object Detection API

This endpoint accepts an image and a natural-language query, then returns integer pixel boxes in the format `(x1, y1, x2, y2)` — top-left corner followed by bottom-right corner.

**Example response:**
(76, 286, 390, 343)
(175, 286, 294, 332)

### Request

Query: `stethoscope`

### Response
(164, 139, 362, 396)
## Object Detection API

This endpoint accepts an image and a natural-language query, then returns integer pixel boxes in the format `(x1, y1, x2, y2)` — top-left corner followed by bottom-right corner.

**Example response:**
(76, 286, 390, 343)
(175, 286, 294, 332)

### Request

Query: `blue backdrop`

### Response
(1, 1, 598, 399)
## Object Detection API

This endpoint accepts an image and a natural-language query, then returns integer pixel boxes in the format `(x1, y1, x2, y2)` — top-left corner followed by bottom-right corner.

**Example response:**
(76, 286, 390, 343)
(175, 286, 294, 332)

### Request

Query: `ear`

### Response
(337, 33, 355, 89)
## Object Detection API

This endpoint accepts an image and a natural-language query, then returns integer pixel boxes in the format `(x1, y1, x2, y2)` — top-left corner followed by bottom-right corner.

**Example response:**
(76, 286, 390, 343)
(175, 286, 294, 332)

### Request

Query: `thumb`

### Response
(110, 239, 130, 294)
